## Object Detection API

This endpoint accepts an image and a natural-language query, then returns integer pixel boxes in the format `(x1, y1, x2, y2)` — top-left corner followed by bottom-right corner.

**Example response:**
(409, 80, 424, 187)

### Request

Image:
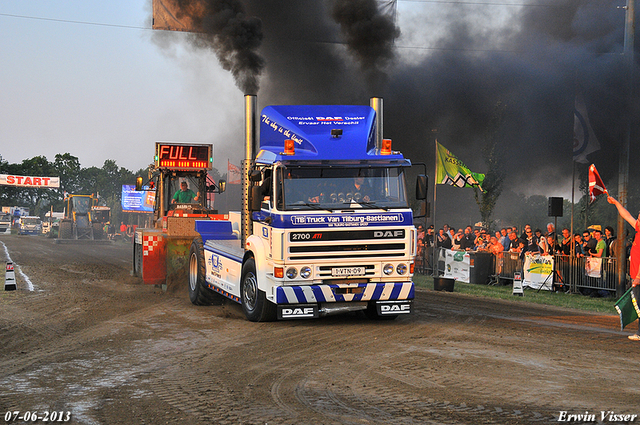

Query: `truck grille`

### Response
(287, 229, 407, 261)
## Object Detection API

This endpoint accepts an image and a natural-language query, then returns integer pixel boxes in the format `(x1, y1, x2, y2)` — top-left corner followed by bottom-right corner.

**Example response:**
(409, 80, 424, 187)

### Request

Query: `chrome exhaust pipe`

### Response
(242, 94, 257, 246)
(370, 97, 383, 150)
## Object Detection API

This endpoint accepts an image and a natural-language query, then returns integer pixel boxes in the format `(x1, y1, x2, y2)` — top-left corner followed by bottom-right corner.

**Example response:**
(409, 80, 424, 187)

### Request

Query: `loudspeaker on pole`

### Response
(548, 197, 563, 217)
(5, 262, 17, 291)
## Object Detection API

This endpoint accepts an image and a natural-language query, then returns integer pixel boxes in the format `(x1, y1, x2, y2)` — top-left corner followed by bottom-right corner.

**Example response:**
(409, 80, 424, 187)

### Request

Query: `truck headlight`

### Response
(396, 263, 407, 275)
(300, 266, 312, 279)
(383, 263, 394, 275)
(285, 267, 298, 279)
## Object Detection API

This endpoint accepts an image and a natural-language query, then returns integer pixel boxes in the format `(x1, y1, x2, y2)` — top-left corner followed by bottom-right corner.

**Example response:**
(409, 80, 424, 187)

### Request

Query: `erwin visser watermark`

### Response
(558, 411, 638, 422)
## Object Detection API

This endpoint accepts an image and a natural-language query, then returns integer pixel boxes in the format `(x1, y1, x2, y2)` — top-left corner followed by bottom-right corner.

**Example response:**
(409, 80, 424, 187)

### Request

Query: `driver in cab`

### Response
(343, 175, 372, 203)
(172, 181, 200, 204)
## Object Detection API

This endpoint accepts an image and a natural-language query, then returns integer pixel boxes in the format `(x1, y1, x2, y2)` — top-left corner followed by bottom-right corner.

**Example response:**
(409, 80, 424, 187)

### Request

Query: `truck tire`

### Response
(241, 257, 277, 322)
(188, 238, 223, 306)
(59, 221, 72, 239)
(133, 242, 143, 277)
(92, 223, 104, 240)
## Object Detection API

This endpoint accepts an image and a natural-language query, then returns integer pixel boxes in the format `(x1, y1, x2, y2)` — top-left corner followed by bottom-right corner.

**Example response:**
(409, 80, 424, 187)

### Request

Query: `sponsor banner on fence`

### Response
(0, 174, 60, 188)
(523, 254, 554, 290)
(585, 256, 602, 278)
(443, 249, 470, 283)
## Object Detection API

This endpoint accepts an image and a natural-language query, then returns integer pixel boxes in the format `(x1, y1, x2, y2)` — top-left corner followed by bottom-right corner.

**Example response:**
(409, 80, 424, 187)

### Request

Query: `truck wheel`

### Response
(59, 221, 72, 239)
(365, 301, 398, 321)
(241, 258, 276, 322)
(92, 223, 104, 240)
(133, 242, 143, 277)
(188, 238, 223, 306)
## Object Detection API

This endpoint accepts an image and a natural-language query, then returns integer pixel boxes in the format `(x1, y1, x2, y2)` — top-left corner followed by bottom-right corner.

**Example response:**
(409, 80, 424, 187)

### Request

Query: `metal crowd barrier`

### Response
(415, 245, 433, 275)
(416, 247, 627, 295)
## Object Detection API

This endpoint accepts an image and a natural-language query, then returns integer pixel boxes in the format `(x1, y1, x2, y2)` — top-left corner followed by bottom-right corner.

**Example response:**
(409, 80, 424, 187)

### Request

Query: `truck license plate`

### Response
(331, 267, 365, 277)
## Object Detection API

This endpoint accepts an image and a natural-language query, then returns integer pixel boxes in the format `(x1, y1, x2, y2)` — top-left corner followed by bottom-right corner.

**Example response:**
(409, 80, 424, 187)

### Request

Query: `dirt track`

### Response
(0, 234, 638, 425)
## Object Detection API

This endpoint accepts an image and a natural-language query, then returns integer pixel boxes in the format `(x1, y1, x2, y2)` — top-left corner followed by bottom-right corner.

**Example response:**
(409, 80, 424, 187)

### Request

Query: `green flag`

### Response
(615, 287, 640, 331)
(436, 142, 485, 191)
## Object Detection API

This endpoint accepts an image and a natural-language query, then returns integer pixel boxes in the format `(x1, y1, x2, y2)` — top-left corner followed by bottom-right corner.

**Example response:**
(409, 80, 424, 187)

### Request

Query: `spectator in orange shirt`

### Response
(488, 235, 504, 275)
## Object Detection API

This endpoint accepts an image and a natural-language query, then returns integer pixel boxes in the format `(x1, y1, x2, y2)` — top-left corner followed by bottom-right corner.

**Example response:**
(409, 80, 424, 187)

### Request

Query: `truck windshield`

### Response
(72, 197, 91, 214)
(23, 218, 40, 225)
(168, 176, 202, 206)
(276, 166, 408, 211)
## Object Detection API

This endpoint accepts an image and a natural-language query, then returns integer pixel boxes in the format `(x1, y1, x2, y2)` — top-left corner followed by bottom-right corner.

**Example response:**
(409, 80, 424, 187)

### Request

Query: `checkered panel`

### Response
(142, 235, 161, 256)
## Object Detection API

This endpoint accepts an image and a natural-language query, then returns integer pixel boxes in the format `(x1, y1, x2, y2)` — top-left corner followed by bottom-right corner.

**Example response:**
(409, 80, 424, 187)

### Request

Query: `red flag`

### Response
(227, 160, 241, 184)
(588, 164, 607, 203)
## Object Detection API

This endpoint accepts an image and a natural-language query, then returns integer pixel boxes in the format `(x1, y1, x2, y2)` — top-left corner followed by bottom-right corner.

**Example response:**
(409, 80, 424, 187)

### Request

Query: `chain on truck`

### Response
(187, 96, 428, 322)
(132, 143, 227, 287)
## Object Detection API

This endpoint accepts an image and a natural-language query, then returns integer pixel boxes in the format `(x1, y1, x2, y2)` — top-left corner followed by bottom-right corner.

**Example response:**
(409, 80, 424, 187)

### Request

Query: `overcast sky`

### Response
(1, 0, 242, 173)
(1, 0, 636, 202)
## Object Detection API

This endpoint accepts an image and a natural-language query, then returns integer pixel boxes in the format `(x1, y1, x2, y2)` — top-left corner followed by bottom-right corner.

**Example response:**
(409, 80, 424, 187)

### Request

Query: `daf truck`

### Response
(188, 96, 427, 321)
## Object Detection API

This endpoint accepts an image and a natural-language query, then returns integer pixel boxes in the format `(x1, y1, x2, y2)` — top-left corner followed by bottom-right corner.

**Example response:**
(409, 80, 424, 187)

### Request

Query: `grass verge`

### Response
(413, 274, 619, 314)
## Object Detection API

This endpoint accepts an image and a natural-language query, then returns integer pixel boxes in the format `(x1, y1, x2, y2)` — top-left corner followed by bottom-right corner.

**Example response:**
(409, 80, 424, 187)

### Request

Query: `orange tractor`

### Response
(132, 142, 226, 287)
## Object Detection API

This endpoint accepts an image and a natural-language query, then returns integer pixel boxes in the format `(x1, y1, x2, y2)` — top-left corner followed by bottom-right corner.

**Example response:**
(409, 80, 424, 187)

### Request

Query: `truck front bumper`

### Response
(277, 299, 413, 320)
(275, 281, 414, 304)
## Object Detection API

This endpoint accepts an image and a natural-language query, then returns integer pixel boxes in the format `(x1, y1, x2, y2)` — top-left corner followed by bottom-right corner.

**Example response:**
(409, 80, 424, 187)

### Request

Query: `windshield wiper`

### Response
(286, 202, 335, 212)
(339, 201, 389, 211)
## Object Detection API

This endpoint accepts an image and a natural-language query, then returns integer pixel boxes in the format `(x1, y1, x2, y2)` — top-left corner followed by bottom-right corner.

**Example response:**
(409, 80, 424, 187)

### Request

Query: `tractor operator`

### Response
(172, 181, 200, 204)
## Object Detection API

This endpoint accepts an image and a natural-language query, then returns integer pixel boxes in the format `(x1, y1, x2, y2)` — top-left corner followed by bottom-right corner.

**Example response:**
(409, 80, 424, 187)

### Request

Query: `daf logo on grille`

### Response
(374, 230, 403, 238)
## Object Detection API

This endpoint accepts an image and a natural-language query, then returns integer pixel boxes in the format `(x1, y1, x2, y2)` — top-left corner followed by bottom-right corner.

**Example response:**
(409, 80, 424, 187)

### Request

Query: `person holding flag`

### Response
(588, 164, 607, 202)
(607, 194, 640, 341)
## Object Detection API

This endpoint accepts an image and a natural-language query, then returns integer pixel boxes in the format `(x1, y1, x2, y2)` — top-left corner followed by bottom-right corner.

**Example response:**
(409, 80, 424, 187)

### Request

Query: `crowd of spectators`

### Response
(417, 222, 627, 259)
(415, 221, 631, 282)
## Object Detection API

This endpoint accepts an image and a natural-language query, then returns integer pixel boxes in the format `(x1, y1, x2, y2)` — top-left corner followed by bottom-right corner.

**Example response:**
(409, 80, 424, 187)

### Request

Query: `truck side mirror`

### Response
(416, 174, 428, 200)
(218, 179, 226, 193)
(249, 185, 262, 211)
(135, 176, 143, 191)
(249, 170, 262, 182)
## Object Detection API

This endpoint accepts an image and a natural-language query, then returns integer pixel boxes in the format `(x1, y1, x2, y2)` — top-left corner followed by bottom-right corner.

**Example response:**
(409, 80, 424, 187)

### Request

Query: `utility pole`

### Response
(617, 0, 635, 297)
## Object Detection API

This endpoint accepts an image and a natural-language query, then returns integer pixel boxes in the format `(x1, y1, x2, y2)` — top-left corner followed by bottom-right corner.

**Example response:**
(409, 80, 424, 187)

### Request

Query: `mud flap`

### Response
(375, 300, 412, 316)
(278, 304, 319, 320)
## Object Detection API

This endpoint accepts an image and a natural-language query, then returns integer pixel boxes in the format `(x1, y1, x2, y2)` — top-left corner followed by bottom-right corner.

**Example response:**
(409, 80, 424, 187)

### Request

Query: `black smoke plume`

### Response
(247, 1, 637, 199)
(161, 0, 265, 94)
(159, 0, 640, 225)
(331, 0, 400, 89)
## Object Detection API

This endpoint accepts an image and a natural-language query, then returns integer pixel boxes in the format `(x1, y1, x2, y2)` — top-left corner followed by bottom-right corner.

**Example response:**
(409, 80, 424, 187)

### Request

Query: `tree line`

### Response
(0, 153, 229, 225)
(0, 153, 144, 225)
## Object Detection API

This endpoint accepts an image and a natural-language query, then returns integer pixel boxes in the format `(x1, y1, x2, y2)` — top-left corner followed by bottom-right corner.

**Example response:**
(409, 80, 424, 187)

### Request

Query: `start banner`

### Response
(0, 174, 60, 188)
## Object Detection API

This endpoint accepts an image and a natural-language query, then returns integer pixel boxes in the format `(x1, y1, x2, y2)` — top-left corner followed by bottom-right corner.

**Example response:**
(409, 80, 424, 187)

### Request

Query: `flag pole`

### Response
(570, 161, 574, 251)
(616, 0, 635, 298)
(570, 160, 576, 293)
(432, 132, 438, 277)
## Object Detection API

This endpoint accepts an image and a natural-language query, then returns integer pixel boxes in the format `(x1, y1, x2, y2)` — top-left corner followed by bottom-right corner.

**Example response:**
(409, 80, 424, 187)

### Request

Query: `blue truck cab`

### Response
(189, 103, 426, 321)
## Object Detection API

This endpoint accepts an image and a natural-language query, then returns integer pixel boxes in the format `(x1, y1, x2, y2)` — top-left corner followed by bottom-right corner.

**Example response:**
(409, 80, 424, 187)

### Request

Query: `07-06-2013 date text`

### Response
(4, 411, 71, 422)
